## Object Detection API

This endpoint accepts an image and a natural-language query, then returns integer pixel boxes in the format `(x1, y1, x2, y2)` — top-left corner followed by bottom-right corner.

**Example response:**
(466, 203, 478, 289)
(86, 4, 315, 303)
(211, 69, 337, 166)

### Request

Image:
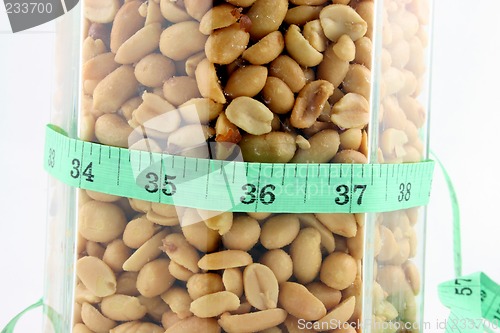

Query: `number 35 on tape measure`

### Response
(43, 125, 434, 213)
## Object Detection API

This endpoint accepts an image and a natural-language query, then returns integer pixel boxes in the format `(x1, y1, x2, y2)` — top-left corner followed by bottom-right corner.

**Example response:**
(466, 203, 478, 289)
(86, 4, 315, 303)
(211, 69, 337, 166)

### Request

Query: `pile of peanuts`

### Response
(74, 0, 430, 332)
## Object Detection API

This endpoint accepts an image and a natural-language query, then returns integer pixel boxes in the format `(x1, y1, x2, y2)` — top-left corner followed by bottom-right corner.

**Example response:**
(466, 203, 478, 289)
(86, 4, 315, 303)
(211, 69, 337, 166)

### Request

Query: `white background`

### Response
(1, 1, 499, 331)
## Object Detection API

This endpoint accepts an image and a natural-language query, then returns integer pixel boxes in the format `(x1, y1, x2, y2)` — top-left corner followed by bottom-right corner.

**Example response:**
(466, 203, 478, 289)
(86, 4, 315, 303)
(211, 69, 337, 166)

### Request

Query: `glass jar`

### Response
(45, 0, 433, 332)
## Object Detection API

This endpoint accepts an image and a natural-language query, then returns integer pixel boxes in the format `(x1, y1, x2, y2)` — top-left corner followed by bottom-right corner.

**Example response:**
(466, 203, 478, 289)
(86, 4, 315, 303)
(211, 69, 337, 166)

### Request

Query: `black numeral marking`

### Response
(241, 184, 276, 205)
(48, 148, 55, 168)
(398, 182, 412, 202)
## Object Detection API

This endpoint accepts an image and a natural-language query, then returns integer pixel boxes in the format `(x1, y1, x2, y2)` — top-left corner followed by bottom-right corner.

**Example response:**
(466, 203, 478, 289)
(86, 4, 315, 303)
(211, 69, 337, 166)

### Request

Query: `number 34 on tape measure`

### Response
(43, 125, 434, 213)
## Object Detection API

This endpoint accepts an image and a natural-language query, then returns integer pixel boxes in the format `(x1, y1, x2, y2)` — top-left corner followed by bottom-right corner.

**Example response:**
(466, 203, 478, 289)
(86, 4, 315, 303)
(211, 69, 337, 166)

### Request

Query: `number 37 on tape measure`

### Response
(43, 125, 434, 213)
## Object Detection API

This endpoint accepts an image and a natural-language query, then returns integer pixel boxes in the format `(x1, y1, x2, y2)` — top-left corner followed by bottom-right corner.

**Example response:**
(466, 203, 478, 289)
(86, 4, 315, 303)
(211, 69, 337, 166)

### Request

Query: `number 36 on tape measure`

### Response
(43, 125, 434, 213)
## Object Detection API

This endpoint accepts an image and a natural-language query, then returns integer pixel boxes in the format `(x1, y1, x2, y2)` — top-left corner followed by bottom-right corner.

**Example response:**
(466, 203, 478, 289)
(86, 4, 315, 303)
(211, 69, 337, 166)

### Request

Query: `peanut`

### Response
(243, 263, 279, 310)
(290, 228, 322, 284)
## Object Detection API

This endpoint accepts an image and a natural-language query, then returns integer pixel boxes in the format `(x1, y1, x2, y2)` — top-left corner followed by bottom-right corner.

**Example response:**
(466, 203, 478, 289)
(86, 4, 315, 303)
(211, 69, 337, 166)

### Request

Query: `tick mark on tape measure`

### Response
(232, 162, 236, 184)
(99, 145, 102, 164)
(205, 161, 210, 199)
(303, 165, 309, 203)
(183, 157, 187, 178)
(328, 164, 332, 186)
(117, 149, 121, 186)
(385, 167, 389, 202)
(349, 165, 354, 212)
(281, 164, 286, 186)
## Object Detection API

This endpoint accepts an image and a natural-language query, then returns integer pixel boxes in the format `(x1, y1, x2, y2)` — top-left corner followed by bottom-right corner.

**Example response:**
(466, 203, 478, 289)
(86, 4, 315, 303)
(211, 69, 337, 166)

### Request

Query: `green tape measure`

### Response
(439, 272, 500, 332)
(43, 124, 434, 213)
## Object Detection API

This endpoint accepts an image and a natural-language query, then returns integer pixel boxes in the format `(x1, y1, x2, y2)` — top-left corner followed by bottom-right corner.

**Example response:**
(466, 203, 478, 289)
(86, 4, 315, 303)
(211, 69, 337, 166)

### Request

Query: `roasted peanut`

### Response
(320, 252, 357, 290)
(165, 316, 221, 333)
(320, 4, 368, 42)
(116, 272, 139, 296)
(101, 295, 147, 321)
(223, 268, 244, 298)
(134, 54, 175, 88)
(183, 0, 212, 21)
(290, 80, 334, 128)
(136, 258, 175, 297)
(218, 308, 288, 333)
(260, 215, 300, 249)
(239, 132, 296, 163)
(314, 296, 356, 330)
(243, 263, 279, 310)
(284, 5, 323, 26)
(290, 228, 322, 284)
(161, 233, 200, 273)
(187, 273, 225, 300)
(84, 0, 120, 23)
(115, 23, 162, 64)
(306, 282, 342, 310)
(122, 216, 158, 249)
(279, 282, 326, 320)
(161, 287, 193, 319)
(269, 55, 307, 93)
(242, 31, 285, 65)
(261, 77, 295, 115)
(199, 4, 241, 35)
(247, 0, 288, 39)
(318, 44, 349, 88)
(333, 34, 356, 62)
(343, 64, 371, 100)
(182, 220, 221, 253)
(291, 129, 340, 163)
(297, 214, 336, 253)
(205, 24, 250, 65)
(95, 113, 132, 148)
(190, 291, 241, 318)
(160, 21, 208, 61)
(163, 76, 202, 106)
(195, 58, 226, 104)
(225, 66, 268, 99)
(331, 93, 370, 129)
(198, 250, 253, 270)
(81, 302, 117, 332)
(110, 1, 145, 53)
(285, 25, 324, 67)
(159, 0, 191, 23)
(222, 215, 261, 251)
(79, 201, 126, 243)
(93, 66, 139, 114)
(111, 321, 164, 333)
(122, 230, 168, 272)
(225, 97, 274, 135)
(259, 249, 293, 284)
(169, 260, 194, 281)
(316, 213, 357, 237)
(103, 240, 132, 273)
(198, 210, 233, 235)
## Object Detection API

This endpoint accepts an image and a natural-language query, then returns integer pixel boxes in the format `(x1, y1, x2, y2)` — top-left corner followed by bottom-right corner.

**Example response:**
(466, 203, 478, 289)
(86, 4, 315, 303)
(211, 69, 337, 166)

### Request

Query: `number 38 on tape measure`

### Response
(43, 125, 435, 213)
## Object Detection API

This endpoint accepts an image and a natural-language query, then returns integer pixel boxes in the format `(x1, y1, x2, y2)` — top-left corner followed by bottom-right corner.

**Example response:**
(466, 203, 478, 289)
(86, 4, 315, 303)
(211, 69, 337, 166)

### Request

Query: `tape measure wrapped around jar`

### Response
(42, 0, 435, 332)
